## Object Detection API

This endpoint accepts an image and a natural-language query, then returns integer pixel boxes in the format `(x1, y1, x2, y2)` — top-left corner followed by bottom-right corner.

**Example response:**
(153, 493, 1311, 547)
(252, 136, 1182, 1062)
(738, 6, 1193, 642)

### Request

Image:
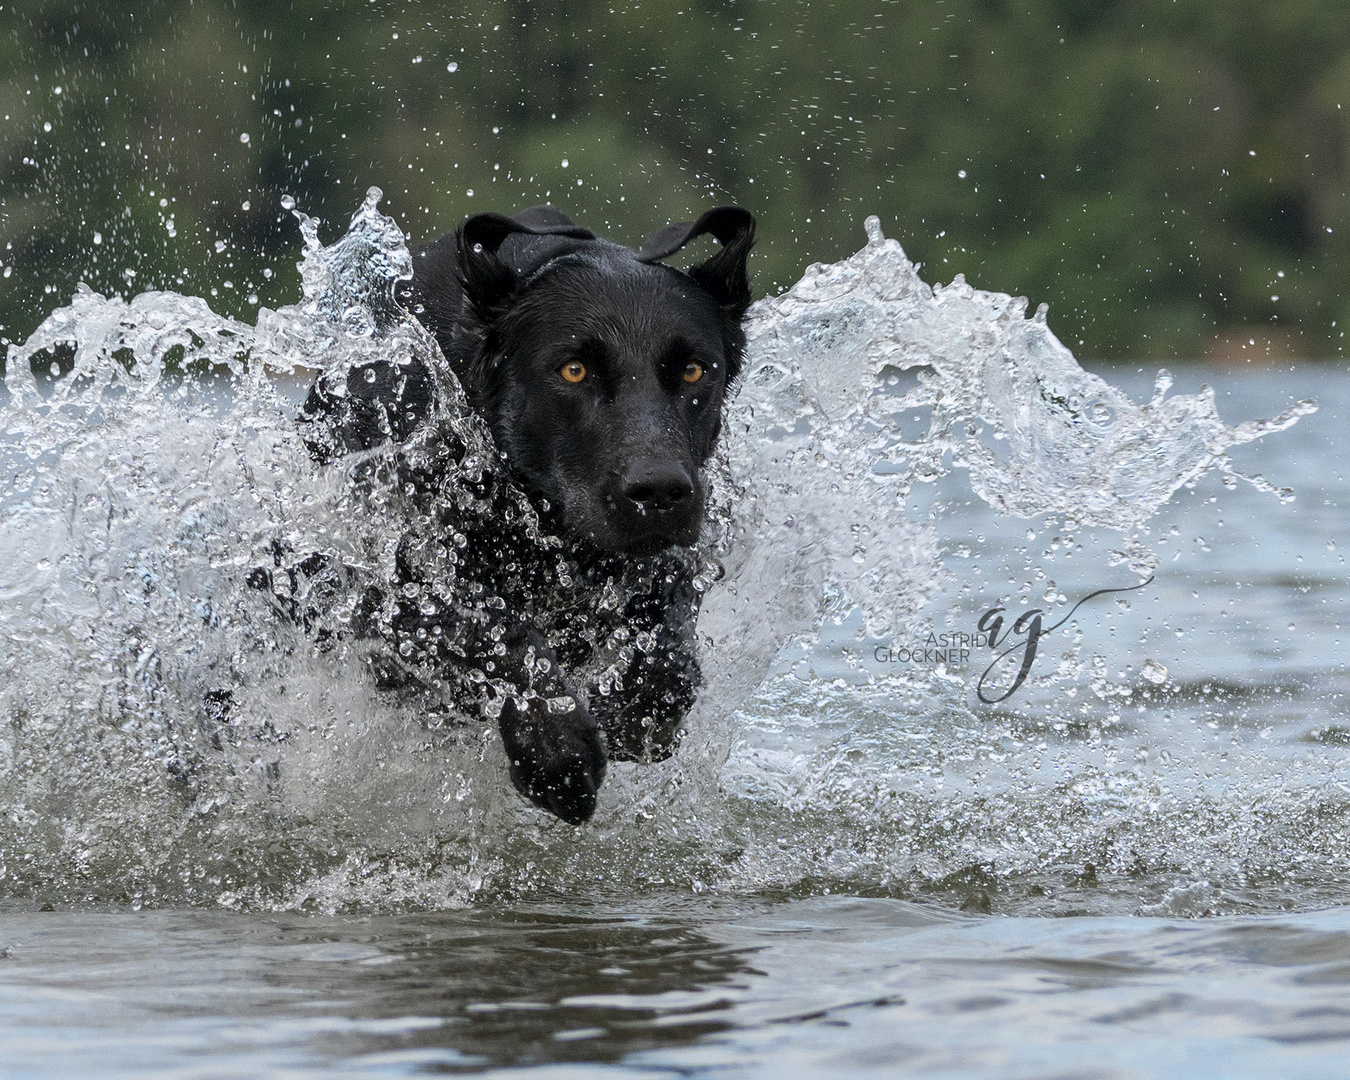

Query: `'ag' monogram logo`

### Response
(974, 576, 1154, 704)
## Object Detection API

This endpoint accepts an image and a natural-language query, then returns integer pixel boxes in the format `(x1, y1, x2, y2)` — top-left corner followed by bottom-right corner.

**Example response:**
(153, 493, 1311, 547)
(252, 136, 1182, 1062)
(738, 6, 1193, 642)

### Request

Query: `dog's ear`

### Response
(456, 208, 595, 324)
(638, 207, 755, 318)
(456, 212, 529, 323)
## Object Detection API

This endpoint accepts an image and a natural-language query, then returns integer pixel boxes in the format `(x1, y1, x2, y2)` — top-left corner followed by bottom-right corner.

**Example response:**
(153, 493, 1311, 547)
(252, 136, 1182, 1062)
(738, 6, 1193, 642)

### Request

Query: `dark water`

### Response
(4, 898, 1350, 1078)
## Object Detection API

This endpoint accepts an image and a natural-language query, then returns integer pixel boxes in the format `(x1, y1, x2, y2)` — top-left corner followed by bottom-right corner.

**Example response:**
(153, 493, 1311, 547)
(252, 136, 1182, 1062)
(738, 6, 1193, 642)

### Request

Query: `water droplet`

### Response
(561, 158, 569, 168)
(239, 132, 251, 145)
(447, 61, 458, 72)
(1141, 659, 1168, 685)
(280, 194, 296, 210)
(342, 305, 376, 337)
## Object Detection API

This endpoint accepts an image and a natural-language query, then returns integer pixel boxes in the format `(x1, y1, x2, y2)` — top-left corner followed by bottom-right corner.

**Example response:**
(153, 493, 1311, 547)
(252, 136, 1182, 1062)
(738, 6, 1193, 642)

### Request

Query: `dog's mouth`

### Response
(611, 514, 702, 554)
(585, 498, 704, 553)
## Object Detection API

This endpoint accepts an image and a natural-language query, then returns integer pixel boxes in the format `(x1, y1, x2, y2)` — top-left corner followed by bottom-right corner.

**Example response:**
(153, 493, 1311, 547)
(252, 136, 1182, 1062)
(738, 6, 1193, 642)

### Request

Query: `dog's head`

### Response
(424, 206, 754, 554)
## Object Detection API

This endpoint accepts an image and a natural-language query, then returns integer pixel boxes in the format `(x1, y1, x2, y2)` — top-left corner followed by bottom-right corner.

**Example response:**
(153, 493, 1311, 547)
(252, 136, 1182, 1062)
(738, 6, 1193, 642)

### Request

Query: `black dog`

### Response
(294, 205, 754, 824)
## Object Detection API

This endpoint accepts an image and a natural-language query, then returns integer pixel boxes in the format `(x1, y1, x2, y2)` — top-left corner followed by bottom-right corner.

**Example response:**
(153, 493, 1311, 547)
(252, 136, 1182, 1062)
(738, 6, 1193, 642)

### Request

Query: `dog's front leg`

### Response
(596, 566, 702, 763)
(491, 630, 607, 824)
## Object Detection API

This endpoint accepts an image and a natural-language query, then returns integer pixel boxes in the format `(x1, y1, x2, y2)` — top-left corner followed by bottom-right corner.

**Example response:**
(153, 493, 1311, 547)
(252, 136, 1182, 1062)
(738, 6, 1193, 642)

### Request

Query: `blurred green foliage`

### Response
(4, 0, 1350, 358)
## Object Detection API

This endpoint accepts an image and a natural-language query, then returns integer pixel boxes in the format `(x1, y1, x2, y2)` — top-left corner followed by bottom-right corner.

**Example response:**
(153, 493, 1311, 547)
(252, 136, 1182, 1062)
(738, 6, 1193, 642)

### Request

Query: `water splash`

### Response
(0, 194, 1315, 913)
(725, 216, 1312, 583)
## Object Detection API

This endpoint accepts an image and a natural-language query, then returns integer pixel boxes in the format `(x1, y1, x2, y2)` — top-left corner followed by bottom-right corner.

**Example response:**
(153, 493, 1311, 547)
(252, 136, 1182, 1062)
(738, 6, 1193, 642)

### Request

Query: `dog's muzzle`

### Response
(606, 457, 702, 549)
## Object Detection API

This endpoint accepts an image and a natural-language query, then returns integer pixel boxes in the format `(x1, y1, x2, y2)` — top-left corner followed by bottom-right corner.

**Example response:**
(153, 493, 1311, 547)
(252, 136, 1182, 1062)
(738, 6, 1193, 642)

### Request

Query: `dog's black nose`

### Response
(622, 460, 695, 512)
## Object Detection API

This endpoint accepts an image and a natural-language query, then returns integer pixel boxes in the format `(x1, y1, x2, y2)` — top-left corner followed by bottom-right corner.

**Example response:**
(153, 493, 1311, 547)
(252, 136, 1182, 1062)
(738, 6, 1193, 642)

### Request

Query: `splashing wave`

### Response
(0, 190, 1310, 912)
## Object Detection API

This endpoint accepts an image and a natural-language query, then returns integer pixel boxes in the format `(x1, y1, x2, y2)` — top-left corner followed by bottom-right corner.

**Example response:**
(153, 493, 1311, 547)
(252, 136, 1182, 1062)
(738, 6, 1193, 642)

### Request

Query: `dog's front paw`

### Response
(497, 696, 607, 824)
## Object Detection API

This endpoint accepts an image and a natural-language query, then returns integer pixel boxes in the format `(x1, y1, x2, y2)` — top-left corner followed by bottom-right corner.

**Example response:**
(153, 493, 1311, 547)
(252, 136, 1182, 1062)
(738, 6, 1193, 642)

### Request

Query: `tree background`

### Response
(4, 0, 1350, 361)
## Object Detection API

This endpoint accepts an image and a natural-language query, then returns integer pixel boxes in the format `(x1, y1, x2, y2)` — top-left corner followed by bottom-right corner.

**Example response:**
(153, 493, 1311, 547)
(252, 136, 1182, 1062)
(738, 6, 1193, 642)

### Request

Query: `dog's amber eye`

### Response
(682, 362, 704, 384)
(560, 361, 587, 383)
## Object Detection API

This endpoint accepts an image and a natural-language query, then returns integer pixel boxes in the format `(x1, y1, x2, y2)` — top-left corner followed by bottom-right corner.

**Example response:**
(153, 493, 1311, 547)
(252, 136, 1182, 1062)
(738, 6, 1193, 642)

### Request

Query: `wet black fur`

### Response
(294, 205, 754, 824)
